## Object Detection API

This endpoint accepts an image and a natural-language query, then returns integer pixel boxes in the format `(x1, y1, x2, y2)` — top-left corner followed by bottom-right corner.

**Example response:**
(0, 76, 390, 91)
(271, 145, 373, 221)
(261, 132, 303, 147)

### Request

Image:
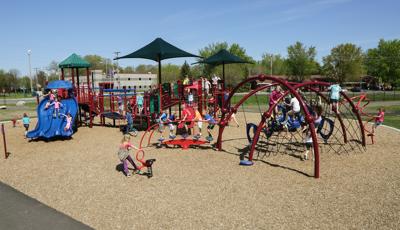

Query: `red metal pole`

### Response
(2, 124, 8, 159)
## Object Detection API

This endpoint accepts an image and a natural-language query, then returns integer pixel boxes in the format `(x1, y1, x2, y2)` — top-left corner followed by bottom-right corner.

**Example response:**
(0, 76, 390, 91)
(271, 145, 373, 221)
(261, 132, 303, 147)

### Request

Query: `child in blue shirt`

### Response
(22, 113, 30, 137)
(203, 110, 217, 142)
(328, 84, 342, 113)
(158, 112, 168, 141)
(167, 112, 176, 139)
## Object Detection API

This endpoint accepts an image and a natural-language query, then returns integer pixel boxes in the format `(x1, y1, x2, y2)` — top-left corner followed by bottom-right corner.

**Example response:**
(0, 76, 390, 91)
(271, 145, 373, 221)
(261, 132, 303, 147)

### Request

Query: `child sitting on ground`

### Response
(22, 113, 30, 137)
(371, 107, 385, 135)
(118, 134, 140, 177)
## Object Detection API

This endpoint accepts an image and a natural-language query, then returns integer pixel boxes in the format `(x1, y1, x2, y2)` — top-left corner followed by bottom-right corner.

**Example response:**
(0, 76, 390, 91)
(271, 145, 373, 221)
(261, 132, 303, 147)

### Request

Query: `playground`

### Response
(1, 39, 400, 229)
(0, 112, 400, 229)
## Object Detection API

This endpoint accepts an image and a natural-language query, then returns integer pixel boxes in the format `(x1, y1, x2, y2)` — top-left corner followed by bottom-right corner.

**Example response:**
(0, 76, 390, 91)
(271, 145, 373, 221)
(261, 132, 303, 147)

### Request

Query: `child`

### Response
(328, 83, 342, 113)
(22, 113, 30, 137)
(179, 104, 195, 138)
(136, 93, 144, 115)
(167, 112, 177, 139)
(283, 95, 301, 128)
(188, 90, 194, 106)
(303, 128, 313, 161)
(118, 134, 140, 177)
(157, 111, 168, 141)
(229, 112, 240, 128)
(45, 90, 56, 109)
(270, 86, 283, 115)
(371, 107, 385, 135)
(117, 96, 124, 115)
(50, 98, 63, 118)
(60, 112, 73, 131)
(193, 109, 203, 140)
(203, 110, 217, 142)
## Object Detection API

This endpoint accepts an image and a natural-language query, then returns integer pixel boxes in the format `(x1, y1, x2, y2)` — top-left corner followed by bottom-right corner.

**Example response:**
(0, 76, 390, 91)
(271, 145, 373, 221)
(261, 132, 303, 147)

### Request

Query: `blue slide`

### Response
(27, 97, 78, 139)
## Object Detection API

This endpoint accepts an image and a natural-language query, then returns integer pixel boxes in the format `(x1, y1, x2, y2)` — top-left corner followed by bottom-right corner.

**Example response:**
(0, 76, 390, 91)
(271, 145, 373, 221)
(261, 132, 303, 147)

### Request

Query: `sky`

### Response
(0, 0, 399, 76)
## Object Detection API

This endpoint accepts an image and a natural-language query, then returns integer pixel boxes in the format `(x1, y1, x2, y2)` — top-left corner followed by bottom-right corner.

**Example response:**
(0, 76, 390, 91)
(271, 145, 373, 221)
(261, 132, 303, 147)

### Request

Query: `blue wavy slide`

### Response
(27, 97, 78, 139)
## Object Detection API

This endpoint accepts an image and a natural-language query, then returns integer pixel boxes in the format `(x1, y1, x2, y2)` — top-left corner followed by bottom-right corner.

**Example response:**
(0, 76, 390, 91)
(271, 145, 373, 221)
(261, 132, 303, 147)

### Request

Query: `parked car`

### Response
(350, 86, 362, 92)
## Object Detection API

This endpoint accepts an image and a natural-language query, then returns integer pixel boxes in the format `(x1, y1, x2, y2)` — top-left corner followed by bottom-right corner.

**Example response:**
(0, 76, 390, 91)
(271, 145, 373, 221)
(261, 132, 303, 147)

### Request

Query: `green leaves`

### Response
(286, 41, 318, 82)
(323, 43, 364, 83)
(365, 39, 400, 87)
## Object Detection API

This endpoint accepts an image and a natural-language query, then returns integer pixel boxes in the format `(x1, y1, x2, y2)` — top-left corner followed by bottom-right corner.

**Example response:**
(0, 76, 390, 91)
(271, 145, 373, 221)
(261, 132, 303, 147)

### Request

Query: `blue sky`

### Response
(1, 0, 399, 76)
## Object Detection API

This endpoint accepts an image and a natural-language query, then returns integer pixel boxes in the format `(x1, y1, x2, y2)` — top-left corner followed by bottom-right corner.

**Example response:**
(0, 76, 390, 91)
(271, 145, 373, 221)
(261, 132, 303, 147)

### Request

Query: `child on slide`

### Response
(118, 134, 141, 177)
(49, 98, 63, 118)
(44, 90, 56, 109)
(60, 112, 73, 131)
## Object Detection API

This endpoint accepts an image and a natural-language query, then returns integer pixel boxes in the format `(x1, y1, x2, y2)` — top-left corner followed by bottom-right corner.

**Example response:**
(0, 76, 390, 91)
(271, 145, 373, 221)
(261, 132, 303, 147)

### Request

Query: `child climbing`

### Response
(22, 113, 30, 137)
(328, 83, 342, 114)
(270, 86, 283, 116)
(118, 134, 140, 177)
(136, 93, 144, 115)
(371, 107, 385, 135)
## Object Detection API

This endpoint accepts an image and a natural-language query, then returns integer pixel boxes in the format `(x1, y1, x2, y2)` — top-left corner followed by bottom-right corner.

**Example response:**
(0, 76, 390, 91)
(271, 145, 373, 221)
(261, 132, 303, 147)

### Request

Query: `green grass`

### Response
(381, 115, 400, 129)
(1, 92, 34, 99)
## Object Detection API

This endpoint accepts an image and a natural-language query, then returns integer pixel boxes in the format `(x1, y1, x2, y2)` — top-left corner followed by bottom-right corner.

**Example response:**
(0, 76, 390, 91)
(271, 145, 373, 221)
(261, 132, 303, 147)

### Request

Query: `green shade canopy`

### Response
(194, 49, 253, 81)
(59, 53, 91, 68)
(115, 38, 200, 84)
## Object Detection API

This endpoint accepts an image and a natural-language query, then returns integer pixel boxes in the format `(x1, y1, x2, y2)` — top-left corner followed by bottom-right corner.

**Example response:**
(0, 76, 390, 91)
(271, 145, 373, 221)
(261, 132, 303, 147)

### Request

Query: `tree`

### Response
(286, 41, 318, 82)
(161, 64, 180, 82)
(180, 61, 190, 79)
(322, 43, 364, 83)
(260, 53, 287, 75)
(365, 39, 400, 87)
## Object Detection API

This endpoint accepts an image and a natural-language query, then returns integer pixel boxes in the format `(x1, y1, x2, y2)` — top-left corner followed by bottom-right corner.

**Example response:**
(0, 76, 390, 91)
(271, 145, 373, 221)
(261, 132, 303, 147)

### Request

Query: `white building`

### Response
(72, 70, 157, 91)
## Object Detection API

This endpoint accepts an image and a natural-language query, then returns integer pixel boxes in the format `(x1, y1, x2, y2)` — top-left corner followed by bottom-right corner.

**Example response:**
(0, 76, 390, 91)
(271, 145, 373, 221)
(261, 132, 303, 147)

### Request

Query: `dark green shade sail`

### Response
(194, 49, 253, 81)
(115, 38, 200, 84)
(59, 53, 91, 68)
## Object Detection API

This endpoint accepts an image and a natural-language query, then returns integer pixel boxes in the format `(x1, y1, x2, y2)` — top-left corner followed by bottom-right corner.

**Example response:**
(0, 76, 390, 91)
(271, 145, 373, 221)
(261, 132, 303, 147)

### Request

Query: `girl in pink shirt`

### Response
(45, 90, 56, 109)
(270, 86, 283, 115)
(50, 98, 63, 117)
(118, 134, 140, 177)
(372, 107, 385, 134)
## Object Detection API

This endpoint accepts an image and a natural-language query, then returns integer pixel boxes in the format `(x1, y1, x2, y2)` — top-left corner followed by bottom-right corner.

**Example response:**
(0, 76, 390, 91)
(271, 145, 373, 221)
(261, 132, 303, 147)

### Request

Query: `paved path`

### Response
(0, 182, 92, 230)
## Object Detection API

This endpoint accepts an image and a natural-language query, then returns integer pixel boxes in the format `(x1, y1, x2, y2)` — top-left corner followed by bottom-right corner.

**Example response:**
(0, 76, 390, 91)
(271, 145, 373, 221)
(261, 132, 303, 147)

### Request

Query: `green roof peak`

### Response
(59, 53, 91, 68)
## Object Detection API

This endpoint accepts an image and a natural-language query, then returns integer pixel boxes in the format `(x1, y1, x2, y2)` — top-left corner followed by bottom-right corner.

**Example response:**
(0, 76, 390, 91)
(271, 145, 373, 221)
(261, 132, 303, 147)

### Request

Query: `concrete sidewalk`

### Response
(0, 182, 92, 230)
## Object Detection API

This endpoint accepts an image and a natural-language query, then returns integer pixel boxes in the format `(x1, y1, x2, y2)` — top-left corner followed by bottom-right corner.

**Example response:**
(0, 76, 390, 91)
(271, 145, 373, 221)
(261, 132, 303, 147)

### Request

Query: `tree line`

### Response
(1, 39, 400, 93)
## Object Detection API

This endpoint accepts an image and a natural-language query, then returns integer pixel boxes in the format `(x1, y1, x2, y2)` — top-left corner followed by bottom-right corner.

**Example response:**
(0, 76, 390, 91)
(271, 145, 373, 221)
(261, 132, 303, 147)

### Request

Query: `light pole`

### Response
(270, 54, 273, 76)
(114, 51, 120, 88)
(27, 50, 33, 94)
